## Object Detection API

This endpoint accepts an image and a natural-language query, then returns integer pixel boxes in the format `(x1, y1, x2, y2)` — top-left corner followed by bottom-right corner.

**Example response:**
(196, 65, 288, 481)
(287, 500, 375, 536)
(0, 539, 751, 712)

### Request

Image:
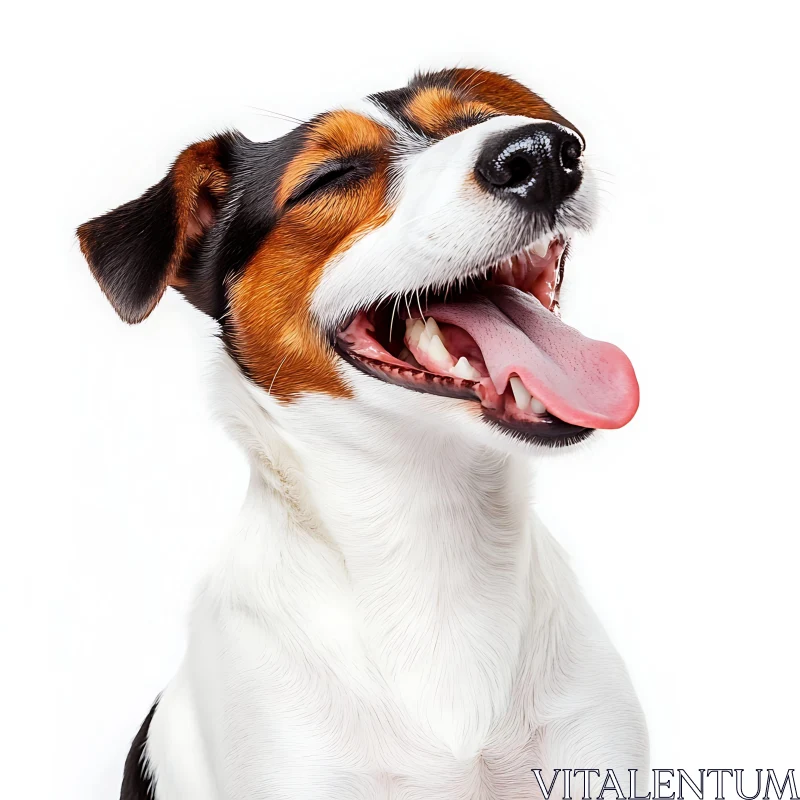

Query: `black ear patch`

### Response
(78, 176, 179, 324)
(78, 138, 232, 324)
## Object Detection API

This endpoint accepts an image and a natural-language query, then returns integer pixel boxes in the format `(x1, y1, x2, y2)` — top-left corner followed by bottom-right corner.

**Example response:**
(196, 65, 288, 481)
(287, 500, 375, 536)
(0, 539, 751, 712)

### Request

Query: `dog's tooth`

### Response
(451, 356, 481, 381)
(405, 319, 425, 348)
(509, 377, 532, 409)
(424, 317, 442, 339)
(530, 397, 547, 415)
(530, 239, 549, 259)
(428, 334, 455, 366)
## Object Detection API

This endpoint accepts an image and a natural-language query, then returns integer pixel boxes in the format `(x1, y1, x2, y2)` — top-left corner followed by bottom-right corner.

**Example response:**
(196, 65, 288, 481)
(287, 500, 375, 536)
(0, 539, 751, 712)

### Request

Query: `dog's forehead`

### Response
(364, 69, 576, 140)
(285, 69, 575, 155)
(230, 70, 577, 213)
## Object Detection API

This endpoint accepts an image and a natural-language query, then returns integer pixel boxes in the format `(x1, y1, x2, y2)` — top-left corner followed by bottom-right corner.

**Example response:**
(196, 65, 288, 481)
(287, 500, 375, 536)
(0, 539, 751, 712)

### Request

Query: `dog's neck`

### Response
(303, 421, 526, 565)
(213, 355, 541, 754)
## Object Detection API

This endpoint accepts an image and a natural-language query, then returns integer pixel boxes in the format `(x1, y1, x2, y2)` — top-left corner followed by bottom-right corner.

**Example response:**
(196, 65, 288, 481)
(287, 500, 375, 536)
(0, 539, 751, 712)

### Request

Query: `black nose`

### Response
(475, 122, 584, 214)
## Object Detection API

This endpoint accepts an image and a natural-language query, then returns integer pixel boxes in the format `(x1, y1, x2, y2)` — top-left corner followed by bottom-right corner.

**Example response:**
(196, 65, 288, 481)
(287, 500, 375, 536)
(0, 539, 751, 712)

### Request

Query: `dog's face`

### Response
(79, 69, 638, 451)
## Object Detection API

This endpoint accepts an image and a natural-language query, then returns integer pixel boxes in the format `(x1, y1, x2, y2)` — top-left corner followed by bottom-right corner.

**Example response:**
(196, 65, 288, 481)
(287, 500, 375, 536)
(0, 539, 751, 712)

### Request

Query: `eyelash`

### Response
(286, 162, 364, 206)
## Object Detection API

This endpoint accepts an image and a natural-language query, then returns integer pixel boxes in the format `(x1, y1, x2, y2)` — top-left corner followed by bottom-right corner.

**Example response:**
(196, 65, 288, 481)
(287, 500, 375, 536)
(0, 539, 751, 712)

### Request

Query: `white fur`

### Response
(143, 109, 647, 799)
(312, 113, 597, 331)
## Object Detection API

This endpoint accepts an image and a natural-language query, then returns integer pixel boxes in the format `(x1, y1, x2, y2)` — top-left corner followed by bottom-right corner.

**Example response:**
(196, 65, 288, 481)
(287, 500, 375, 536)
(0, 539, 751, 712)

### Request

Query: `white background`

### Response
(2, 1, 798, 797)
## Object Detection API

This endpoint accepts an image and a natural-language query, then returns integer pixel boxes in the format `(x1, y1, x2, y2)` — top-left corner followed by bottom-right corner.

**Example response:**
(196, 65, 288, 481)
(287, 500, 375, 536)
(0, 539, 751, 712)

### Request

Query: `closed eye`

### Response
(286, 159, 371, 206)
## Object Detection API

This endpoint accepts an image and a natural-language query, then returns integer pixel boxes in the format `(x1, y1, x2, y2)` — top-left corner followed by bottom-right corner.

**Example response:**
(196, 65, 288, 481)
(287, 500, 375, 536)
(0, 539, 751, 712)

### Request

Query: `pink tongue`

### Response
(425, 286, 639, 429)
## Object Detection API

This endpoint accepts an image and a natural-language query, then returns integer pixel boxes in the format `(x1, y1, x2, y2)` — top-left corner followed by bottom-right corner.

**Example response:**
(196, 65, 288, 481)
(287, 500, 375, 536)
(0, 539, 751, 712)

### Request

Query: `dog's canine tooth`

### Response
(424, 317, 443, 339)
(509, 376, 532, 409)
(405, 318, 425, 348)
(530, 397, 547, 415)
(428, 334, 455, 367)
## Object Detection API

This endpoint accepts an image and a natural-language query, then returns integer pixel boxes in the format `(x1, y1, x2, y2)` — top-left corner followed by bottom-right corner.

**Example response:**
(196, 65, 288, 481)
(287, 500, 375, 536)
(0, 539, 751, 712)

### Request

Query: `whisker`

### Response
(267, 355, 290, 396)
(246, 105, 307, 125)
(416, 289, 426, 323)
(388, 294, 402, 342)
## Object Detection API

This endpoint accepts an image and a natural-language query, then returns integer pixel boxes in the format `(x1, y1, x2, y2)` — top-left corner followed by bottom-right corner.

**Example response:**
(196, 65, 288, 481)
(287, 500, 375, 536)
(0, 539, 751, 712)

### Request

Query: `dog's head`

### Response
(78, 68, 638, 452)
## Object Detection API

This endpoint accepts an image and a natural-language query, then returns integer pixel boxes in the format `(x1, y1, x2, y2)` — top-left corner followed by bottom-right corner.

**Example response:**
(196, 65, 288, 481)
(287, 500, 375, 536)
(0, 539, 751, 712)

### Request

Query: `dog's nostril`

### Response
(560, 139, 581, 170)
(505, 154, 534, 187)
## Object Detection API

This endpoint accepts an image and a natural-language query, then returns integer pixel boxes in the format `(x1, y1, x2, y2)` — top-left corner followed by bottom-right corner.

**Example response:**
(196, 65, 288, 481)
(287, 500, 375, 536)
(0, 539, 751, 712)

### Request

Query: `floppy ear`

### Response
(77, 138, 231, 323)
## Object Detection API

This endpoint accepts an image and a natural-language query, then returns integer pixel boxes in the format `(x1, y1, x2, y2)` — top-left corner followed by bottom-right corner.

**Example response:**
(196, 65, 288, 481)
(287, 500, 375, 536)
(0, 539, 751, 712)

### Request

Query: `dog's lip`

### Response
(481, 411, 594, 447)
(333, 341, 593, 448)
(333, 342, 481, 397)
(333, 235, 566, 342)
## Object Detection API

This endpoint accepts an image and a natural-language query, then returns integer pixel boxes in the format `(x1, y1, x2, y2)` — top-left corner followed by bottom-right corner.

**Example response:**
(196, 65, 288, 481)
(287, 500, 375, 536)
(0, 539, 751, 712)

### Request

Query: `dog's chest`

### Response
(218, 695, 543, 799)
(188, 570, 545, 800)
(210, 634, 545, 800)
(172, 461, 551, 799)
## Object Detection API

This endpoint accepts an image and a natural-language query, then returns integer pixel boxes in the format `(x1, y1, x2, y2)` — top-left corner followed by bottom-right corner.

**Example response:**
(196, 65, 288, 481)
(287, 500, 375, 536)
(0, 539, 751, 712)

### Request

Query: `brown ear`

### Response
(77, 137, 231, 323)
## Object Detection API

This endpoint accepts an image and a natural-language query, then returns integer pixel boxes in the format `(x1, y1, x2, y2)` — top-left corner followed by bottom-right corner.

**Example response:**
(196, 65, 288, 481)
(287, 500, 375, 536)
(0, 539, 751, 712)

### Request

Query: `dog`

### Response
(78, 68, 648, 800)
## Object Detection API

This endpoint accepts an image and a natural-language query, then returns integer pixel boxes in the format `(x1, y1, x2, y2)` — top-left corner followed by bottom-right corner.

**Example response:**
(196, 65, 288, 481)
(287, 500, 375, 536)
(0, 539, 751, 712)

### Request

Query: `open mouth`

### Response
(334, 236, 639, 447)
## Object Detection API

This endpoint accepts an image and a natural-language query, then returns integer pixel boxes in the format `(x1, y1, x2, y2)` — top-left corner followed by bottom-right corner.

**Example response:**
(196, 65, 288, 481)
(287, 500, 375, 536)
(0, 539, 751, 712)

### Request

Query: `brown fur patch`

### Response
(404, 87, 495, 137)
(169, 140, 229, 287)
(228, 112, 391, 401)
(443, 68, 579, 135)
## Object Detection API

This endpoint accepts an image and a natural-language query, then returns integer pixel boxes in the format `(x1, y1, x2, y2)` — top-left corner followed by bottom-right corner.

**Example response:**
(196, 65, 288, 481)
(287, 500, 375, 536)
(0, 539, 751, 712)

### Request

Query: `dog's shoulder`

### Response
(120, 701, 158, 800)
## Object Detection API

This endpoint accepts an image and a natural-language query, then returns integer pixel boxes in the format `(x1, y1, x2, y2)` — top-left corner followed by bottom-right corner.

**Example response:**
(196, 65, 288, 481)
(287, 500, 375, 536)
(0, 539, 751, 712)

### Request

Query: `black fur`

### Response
(369, 85, 426, 136)
(187, 126, 308, 321)
(77, 127, 307, 325)
(78, 174, 180, 324)
(120, 702, 158, 800)
(409, 68, 471, 92)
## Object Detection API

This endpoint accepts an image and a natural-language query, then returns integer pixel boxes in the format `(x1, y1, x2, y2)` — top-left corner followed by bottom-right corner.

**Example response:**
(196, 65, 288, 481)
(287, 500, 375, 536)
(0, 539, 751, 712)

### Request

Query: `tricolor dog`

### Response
(79, 68, 648, 800)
